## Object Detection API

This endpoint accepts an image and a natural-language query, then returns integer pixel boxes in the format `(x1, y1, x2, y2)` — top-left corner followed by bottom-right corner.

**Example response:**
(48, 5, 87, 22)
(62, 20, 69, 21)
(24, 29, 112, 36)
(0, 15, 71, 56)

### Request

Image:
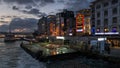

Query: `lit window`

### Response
(104, 28, 109, 32)
(112, 27, 117, 32)
(97, 28, 100, 32)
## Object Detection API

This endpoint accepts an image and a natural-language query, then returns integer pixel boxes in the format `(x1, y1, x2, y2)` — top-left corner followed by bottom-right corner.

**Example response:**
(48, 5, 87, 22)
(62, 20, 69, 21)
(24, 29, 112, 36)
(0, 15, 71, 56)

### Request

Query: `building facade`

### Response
(56, 9, 76, 36)
(37, 17, 47, 36)
(47, 15, 56, 36)
(90, 0, 120, 47)
(76, 9, 91, 35)
(91, 0, 120, 35)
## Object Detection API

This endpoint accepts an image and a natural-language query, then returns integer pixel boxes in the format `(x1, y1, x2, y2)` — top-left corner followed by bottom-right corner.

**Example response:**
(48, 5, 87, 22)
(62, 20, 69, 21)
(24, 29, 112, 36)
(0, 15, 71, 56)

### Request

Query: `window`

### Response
(112, 27, 117, 32)
(97, 12, 100, 18)
(96, 28, 100, 32)
(112, 0, 118, 4)
(112, 17, 117, 23)
(104, 19, 108, 26)
(104, 28, 109, 32)
(92, 22, 95, 25)
(92, 25, 95, 27)
(104, 10, 108, 16)
(96, 5, 101, 9)
(104, 2, 109, 7)
(97, 20, 101, 25)
(112, 8, 118, 14)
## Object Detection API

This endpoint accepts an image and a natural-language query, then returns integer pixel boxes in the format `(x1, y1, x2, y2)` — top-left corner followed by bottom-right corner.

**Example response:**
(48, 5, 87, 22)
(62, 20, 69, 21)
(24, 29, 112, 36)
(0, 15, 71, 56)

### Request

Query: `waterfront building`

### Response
(56, 9, 76, 36)
(90, 0, 120, 46)
(56, 13, 64, 36)
(76, 9, 91, 36)
(47, 15, 56, 36)
(90, 0, 120, 35)
(37, 17, 47, 36)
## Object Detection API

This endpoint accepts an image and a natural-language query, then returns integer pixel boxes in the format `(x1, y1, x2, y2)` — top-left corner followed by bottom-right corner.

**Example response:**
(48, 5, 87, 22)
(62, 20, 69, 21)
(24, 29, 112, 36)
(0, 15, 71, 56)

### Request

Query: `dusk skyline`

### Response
(0, 0, 94, 32)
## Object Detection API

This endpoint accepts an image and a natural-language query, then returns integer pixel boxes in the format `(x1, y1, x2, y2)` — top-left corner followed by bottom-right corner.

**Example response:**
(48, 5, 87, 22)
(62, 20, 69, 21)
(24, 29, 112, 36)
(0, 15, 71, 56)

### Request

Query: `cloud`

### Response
(12, 6, 19, 10)
(64, 0, 93, 11)
(4, 0, 34, 4)
(3, 0, 55, 5)
(21, 8, 40, 15)
(27, 8, 40, 15)
(21, 8, 47, 17)
(2, 0, 94, 17)
(25, 5, 32, 9)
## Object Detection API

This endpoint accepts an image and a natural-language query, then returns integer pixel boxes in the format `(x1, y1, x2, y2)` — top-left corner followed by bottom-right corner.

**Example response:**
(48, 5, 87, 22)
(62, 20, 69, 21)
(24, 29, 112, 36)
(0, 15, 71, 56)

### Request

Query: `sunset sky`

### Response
(0, 0, 94, 32)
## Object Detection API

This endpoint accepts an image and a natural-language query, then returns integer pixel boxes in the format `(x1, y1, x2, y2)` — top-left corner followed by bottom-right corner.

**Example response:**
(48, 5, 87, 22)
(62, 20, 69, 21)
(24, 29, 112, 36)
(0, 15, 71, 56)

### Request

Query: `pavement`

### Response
(109, 47, 120, 58)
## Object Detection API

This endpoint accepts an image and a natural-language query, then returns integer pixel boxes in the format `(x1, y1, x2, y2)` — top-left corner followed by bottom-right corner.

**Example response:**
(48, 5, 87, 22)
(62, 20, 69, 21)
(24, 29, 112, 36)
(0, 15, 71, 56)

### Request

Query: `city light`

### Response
(76, 13, 84, 32)
(56, 36, 65, 40)
(95, 32, 119, 35)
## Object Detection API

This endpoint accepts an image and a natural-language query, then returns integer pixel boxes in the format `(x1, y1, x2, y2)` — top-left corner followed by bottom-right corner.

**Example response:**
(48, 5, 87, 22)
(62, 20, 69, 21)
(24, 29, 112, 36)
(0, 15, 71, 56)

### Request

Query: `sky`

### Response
(0, 0, 94, 32)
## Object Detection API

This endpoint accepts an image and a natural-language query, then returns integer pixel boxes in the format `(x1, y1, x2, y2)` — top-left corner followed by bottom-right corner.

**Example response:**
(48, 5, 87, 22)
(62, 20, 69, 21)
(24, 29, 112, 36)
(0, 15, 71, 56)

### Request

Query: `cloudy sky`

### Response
(0, 0, 94, 32)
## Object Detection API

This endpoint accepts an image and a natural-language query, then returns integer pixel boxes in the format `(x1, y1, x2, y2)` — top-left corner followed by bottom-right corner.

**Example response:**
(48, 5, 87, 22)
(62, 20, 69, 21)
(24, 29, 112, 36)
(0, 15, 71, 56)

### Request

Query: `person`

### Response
(105, 43, 111, 54)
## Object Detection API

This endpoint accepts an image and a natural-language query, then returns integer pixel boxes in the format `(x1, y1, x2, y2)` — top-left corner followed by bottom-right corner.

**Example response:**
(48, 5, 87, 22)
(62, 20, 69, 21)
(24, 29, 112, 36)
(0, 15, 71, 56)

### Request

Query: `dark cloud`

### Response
(10, 18, 38, 32)
(37, 13, 47, 17)
(12, 6, 19, 10)
(25, 5, 32, 9)
(65, 0, 92, 11)
(41, 0, 54, 3)
(22, 8, 40, 15)
(21, 8, 47, 17)
(28, 8, 40, 15)
(3, 0, 55, 5)
(4, 0, 34, 4)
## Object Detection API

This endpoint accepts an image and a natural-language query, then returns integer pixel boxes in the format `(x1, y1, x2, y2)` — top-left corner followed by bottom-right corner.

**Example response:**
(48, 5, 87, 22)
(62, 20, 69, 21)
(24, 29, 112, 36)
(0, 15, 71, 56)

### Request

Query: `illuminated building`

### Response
(56, 9, 75, 36)
(47, 15, 56, 36)
(76, 9, 91, 36)
(76, 13, 84, 36)
(56, 13, 64, 36)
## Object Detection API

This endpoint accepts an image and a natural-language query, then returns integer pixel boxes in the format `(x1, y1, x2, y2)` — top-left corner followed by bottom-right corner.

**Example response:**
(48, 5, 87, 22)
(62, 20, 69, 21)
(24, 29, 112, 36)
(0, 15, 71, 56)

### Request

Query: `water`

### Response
(0, 38, 119, 68)
(0, 38, 46, 68)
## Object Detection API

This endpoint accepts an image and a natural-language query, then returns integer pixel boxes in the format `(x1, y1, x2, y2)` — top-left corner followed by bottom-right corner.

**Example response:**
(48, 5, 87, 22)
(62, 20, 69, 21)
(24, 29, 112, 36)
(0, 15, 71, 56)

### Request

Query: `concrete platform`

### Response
(20, 42, 120, 63)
